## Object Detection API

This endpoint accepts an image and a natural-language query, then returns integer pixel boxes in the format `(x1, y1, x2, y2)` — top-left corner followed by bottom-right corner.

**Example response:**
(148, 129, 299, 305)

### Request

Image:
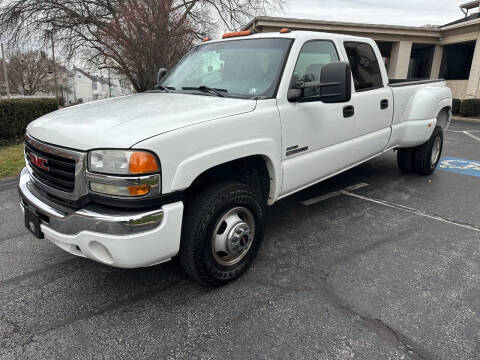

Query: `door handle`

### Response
(381, 99, 389, 110)
(343, 105, 354, 118)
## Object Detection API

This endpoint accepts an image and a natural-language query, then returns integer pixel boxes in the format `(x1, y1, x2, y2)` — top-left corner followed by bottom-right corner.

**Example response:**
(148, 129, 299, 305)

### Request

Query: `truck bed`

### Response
(389, 79, 445, 87)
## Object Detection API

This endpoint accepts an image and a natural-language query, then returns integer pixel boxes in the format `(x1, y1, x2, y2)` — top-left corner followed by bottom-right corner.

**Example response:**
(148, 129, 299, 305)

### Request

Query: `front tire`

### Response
(179, 182, 264, 286)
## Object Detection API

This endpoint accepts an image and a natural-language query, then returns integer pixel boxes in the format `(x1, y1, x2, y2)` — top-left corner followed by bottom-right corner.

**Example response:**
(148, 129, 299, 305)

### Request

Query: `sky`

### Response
(275, 0, 470, 27)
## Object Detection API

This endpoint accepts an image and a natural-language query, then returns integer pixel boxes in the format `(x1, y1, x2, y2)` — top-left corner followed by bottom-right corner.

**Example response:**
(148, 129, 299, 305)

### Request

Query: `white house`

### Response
(68, 68, 134, 104)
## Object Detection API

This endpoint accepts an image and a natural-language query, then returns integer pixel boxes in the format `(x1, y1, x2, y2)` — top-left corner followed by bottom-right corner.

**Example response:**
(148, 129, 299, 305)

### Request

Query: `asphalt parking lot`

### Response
(0, 119, 479, 360)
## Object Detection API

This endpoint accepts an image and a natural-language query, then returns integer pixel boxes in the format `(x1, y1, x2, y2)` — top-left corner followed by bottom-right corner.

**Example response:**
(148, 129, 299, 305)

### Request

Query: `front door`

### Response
(277, 40, 356, 196)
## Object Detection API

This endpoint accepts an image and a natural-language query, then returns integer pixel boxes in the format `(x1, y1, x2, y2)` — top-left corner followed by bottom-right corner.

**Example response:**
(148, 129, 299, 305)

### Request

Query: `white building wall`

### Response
(73, 71, 94, 103)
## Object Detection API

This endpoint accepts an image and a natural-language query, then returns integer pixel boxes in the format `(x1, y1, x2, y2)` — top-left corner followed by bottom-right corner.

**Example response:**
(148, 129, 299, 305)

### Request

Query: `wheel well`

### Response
(187, 156, 272, 205)
(437, 106, 450, 130)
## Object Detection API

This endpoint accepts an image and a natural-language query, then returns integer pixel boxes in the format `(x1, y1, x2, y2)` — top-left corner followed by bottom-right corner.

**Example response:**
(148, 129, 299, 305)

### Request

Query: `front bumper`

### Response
(18, 167, 184, 268)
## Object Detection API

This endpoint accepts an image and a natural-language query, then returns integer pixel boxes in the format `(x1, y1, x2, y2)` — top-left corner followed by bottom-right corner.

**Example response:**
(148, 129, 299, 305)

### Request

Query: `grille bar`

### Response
(25, 141, 76, 193)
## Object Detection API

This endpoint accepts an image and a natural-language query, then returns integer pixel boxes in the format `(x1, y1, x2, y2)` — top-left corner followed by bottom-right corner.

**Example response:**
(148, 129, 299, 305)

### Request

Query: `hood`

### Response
(27, 93, 256, 150)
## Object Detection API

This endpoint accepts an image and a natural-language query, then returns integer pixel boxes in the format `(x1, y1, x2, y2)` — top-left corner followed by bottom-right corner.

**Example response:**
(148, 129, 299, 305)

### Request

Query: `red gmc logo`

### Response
(30, 153, 49, 171)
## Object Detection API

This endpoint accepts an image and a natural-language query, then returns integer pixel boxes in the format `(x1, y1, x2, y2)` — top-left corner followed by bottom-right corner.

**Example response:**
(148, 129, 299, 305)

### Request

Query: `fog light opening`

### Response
(88, 241, 114, 264)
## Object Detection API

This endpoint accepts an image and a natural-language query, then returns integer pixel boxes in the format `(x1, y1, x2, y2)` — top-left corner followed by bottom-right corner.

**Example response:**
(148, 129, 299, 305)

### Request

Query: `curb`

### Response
(0, 176, 19, 191)
(0, 175, 19, 183)
(452, 116, 480, 124)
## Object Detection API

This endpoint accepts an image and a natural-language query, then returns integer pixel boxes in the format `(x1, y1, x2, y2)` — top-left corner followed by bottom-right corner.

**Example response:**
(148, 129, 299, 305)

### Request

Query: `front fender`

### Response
(171, 138, 281, 204)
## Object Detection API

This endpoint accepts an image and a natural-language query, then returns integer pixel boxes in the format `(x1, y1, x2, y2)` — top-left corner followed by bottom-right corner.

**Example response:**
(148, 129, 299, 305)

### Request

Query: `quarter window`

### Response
(344, 42, 383, 91)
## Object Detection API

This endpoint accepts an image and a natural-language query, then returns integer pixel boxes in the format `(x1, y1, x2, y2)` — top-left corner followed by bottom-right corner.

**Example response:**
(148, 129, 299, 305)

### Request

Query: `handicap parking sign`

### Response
(438, 157, 480, 178)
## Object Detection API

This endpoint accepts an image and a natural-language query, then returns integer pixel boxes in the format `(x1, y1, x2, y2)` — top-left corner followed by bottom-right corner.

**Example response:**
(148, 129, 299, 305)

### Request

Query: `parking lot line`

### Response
(341, 191, 480, 232)
(303, 183, 480, 232)
(463, 131, 480, 142)
(448, 130, 480, 133)
(301, 183, 369, 206)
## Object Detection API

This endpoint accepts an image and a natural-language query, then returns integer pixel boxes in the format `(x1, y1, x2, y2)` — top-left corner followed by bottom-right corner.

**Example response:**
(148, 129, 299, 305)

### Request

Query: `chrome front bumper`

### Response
(18, 167, 164, 236)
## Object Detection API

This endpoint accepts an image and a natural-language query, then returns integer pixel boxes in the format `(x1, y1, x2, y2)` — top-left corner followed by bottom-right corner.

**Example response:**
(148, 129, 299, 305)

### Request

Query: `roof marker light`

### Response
(222, 30, 253, 39)
(280, 28, 291, 33)
(202, 37, 210, 42)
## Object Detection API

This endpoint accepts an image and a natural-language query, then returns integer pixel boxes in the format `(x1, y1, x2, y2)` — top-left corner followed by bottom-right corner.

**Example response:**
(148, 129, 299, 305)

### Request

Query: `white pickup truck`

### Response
(19, 30, 452, 286)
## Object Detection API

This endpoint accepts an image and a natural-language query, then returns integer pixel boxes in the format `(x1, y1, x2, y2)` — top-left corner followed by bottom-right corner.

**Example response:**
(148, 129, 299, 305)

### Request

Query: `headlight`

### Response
(88, 150, 159, 175)
(87, 150, 161, 198)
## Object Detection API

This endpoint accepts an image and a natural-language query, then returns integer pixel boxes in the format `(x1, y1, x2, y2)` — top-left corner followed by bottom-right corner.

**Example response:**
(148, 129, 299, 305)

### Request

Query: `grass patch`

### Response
(0, 142, 25, 179)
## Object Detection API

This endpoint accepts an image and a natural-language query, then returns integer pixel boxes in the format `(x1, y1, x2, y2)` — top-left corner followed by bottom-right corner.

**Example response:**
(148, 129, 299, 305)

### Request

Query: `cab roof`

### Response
(204, 30, 373, 45)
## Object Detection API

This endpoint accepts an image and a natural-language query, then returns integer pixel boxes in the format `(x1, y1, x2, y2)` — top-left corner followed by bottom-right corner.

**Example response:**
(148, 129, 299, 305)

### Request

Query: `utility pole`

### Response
(49, 32, 59, 106)
(1, 43, 10, 99)
(108, 71, 112, 98)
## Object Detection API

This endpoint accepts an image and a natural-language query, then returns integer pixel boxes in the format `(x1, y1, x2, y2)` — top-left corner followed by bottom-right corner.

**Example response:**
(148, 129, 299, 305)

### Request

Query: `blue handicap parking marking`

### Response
(437, 157, 480, 178)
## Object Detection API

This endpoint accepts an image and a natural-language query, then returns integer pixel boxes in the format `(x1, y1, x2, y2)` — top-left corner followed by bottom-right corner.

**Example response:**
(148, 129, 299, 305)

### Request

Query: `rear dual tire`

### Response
(397, 126, 443, 175)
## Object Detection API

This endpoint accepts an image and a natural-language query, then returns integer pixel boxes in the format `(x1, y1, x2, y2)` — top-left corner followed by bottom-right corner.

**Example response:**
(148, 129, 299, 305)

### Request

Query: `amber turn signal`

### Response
(128, 184, 150, 196)
(129, 152, 159, 174)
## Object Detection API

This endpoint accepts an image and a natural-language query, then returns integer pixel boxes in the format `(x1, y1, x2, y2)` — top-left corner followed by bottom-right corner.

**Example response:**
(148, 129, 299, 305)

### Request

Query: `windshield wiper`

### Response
(182, 85, 227, 97)
(151, 84, 175, 92)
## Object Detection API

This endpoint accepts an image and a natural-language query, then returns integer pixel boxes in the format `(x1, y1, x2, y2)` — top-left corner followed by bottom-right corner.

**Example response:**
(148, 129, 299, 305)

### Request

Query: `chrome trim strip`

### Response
(18, 168, 164, 235)
(86, 171, 161, 197)
(25, 134, 88, 201)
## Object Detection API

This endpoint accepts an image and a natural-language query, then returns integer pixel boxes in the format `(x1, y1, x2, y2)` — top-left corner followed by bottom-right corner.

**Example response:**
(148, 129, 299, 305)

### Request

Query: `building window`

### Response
(376, 41, 393, 73)
(408, 44, 435, 79)
(344, 42, 383, 91)
(440, 42, 475, 80)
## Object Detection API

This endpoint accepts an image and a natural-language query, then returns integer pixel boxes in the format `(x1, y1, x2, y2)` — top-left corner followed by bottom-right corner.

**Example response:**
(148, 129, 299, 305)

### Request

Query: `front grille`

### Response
(25, 141, 76, 192)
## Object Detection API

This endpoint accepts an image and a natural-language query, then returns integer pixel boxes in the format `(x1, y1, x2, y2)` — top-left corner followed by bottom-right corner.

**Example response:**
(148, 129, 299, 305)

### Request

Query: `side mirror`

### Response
(288, 61, 352, 103)
(157, 68, 168, 84)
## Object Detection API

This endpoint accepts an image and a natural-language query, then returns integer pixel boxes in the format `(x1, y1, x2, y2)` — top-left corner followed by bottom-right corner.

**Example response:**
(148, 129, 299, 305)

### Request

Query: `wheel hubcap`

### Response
(431, 136, 442, 167)
(212, 207, 255, 266)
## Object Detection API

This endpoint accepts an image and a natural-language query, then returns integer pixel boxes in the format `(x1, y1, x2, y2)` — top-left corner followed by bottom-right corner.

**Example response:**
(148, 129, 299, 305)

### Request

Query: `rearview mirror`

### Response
(288, 61, 352, 103)
(157, 68, 168, 84)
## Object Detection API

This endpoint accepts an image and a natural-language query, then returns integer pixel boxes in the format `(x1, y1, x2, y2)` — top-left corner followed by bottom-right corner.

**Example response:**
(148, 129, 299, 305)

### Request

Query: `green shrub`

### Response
(0, 99, 58, 144)
(459, 99, 480, 117)
(452, 98, 461, 115)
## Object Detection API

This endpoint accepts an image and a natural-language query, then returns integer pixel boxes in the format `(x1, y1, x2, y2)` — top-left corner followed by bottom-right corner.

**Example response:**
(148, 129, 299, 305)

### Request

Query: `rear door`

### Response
(343, 41, 393, 155)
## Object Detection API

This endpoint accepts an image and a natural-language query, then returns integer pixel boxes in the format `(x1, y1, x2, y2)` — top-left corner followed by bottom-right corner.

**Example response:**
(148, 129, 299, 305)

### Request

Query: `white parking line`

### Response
(342, 191, 480, 232)
(301, 183, 369, 206)
(302, 183, 480, 232)
(448, 130, 480, 133)
(463, 131, 480, 142)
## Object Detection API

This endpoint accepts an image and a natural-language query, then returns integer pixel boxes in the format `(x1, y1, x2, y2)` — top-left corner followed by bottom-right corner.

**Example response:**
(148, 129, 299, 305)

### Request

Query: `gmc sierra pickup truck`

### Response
(19, 30, 452, 286)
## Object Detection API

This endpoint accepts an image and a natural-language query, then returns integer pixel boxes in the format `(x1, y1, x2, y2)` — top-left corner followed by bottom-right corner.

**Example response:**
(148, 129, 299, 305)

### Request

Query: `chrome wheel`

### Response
(430, 136, 442, 167)
(212, 207, 255, 266)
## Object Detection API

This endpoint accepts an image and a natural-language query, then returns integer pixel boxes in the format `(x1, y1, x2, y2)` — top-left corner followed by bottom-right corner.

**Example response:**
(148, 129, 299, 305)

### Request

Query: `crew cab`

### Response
(19, 30, 452, 286)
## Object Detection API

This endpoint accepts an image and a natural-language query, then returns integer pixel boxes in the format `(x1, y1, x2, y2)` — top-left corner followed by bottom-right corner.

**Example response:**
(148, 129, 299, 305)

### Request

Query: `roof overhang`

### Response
(460, 1, 479, 16)
(245, 16, 441, 43)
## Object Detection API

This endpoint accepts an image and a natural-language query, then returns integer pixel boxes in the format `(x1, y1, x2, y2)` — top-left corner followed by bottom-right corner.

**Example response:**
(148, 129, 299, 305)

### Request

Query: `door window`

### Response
(292, 41, 339, 99)
(293, 41, 339, 83)
(344, 42, 383, 91)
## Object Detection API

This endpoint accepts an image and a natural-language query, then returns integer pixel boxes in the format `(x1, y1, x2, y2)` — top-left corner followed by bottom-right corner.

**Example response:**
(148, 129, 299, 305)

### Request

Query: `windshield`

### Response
(160, 38, 293, 99)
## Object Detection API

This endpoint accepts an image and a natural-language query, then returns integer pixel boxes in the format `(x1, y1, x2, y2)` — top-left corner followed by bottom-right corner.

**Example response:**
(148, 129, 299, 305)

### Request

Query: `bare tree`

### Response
(7, 50, 52, 95)
(0, 0, 283, 92)
(96, 0, 198, 91)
